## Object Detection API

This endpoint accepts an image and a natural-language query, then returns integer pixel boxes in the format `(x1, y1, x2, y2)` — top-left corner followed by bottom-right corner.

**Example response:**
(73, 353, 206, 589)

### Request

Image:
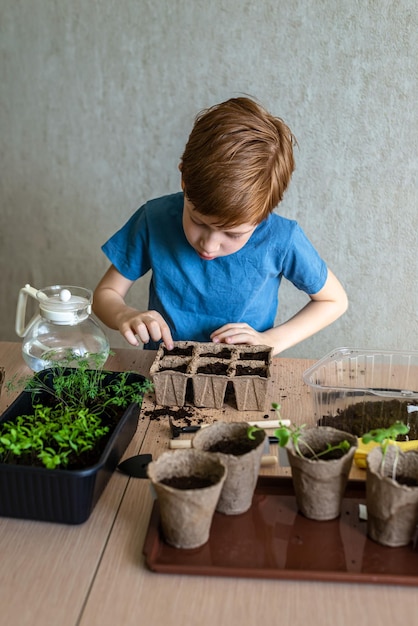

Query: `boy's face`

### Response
(182, 196, 256, 260)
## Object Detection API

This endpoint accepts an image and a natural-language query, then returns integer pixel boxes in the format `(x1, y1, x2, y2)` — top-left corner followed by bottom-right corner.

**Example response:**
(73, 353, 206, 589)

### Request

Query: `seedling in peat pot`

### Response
(361, 421, 410, 481)
(248, 402, 351, 460)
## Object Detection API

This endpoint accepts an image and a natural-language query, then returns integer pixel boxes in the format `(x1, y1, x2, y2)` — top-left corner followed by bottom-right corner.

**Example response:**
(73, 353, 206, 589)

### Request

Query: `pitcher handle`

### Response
(15, 284, 42, 337)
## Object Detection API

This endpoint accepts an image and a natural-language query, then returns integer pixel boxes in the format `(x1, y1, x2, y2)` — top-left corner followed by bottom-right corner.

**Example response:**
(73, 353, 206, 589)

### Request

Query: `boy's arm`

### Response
(92, 265, 174, 349)
(210, 269, 348, 356)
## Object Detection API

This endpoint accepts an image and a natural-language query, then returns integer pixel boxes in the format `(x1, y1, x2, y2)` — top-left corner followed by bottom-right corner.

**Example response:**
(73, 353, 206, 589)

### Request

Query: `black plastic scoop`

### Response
(117, 453, 152, 478)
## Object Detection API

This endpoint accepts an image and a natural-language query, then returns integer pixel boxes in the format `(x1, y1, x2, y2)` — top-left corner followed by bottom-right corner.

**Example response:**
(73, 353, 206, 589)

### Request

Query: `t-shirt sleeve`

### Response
(281, 223, 328, 294)
(101, 205, 151, 280)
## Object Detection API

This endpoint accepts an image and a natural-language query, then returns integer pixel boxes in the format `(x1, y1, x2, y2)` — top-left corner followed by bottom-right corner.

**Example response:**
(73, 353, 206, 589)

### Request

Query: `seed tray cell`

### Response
(150, 341, 273, 410)
(235, 362, 269, 378)
(155, 356, 192, 374)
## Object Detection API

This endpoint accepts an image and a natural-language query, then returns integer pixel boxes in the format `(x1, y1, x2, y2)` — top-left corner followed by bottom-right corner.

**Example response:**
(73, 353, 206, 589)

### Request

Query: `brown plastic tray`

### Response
(143, 476, 418, 586)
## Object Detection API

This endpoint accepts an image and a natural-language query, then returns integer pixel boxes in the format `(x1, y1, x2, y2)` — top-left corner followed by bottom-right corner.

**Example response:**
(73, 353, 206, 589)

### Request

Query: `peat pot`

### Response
(192, 421, 266, 515)
(366, 444, 418, 547)
(286, 426, 357, 521)
(147, 448, 227, 549)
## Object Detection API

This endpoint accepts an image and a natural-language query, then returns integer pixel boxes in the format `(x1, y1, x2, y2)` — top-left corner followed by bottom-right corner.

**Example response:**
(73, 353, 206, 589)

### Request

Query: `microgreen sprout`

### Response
(0, 405, 110, 469)
(1, 352, 153, 470)
(6, 350, 153, 414)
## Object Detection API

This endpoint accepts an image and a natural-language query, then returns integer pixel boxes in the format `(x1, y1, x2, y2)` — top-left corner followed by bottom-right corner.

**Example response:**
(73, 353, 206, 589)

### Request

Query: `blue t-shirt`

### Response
(102, 193, 327, 349)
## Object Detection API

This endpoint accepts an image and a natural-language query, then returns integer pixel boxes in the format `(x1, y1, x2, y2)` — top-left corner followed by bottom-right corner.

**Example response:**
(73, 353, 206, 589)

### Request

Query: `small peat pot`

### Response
(147, 449, 227, 549)
(192, 421, 266, 515)
(0, 369, 148, 524)
(366, 445, 418, 547)
(286, 426, 358, 521)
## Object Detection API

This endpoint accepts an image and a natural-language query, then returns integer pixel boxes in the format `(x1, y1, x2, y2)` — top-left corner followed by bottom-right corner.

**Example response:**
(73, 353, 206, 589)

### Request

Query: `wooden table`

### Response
(0, 341, 417, 626)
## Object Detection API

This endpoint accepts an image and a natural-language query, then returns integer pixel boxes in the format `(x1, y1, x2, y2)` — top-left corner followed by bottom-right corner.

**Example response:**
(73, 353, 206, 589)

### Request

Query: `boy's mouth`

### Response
(198, 251, 216, 261)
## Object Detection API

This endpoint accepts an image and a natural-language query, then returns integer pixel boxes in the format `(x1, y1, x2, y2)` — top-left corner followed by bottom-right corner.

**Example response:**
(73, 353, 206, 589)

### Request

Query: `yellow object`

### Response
(354, 439, 418, 469)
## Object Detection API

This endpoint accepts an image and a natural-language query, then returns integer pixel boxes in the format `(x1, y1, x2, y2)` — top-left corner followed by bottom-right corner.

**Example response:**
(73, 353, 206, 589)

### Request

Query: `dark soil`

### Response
(200, 348, 232, 359)
(318, 399, 418, 439)
(161, 475, 218, 489)
(142, 405, 197, 424)
(163, 346, 193, 357)
(141, 405, 207, 431)
(395, 474, 418, 487)
(197, 363, 229, 375)
(207, 430, 264, 456)
(235, 365, 267, 377)
(237, 351, 269, 361)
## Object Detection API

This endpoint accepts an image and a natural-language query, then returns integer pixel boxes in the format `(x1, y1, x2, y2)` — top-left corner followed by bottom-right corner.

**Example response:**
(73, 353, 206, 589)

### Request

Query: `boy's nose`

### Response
(200, 232, 220, 253)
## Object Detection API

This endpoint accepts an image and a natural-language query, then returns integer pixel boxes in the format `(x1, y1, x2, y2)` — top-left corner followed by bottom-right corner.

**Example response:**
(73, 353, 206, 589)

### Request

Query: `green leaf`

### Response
(274, 427, 290, 447)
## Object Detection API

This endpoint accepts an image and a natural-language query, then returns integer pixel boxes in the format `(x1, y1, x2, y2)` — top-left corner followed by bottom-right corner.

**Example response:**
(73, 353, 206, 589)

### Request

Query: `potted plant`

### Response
(0, 352, 152, 524)
(192, 421, 266, 515)
(147, 448, 227, 549)
(362, 421, 418, 547)
(256, 404, 357, 520)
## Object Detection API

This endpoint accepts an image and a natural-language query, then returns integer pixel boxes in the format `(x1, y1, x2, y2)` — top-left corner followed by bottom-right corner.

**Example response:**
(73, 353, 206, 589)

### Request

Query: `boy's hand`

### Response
(92, 266, 175, 349)
(117, 309, 174, 350)
(210, 323, 269, 348)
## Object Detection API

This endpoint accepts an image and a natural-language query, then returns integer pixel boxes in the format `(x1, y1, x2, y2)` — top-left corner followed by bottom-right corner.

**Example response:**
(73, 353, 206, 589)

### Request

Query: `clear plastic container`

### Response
(303, 348, 418, 431)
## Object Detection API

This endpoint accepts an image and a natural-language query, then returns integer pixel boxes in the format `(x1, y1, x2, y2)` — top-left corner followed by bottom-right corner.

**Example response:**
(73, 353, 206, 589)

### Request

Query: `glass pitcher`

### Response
(15, 284, 110, 371)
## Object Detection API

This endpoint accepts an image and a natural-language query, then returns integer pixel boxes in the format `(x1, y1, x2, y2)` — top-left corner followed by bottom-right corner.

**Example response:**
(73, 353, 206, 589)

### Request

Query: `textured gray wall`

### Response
(1, 1, 417, 358)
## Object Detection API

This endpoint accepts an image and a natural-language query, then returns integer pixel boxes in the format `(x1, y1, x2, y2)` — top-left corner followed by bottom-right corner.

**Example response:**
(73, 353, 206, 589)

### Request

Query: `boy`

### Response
(93, 97, 347, 355)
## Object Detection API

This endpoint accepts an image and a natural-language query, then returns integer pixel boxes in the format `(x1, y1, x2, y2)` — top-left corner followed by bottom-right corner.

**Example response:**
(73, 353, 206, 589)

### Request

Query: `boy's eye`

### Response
(227, 232, 244, 239)
(190, 216, 205, 227)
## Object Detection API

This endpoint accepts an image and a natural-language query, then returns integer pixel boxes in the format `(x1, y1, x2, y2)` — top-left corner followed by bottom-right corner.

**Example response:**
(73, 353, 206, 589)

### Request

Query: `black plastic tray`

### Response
(0, 370, 145, 524)
(143, 476, 418, 585)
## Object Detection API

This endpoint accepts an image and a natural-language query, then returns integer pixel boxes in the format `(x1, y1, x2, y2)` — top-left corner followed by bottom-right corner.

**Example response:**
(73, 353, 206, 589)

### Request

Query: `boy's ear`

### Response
(178, 163, 185, 191)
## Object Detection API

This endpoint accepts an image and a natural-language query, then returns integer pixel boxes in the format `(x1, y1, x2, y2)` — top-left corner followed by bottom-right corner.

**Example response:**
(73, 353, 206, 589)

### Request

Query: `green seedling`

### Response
(273, 422, 351, 460)
(248, 401, 351, 460)
(361, 421, 409, 480)
(247, 402, 285, 441)
(0, 405, 110, 469)
(6, 350, 153, 413)
(1, 351, 153, 470)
